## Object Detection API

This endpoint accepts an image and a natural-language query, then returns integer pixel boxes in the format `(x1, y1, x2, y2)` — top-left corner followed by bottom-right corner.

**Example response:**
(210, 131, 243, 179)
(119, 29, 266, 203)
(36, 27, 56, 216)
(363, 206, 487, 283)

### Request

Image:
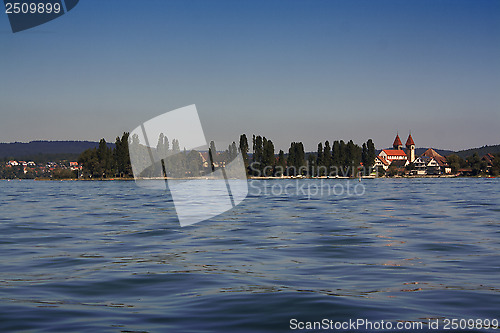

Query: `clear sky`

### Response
(1, 0, 499, 151)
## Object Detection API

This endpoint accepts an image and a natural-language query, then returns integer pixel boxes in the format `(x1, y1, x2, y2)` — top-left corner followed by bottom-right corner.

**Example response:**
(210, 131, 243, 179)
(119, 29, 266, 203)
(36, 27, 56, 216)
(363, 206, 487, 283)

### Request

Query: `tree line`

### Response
(75, 131, 498, 179)
(76, 132, 377, 179)
(240, 134, 377, 177)
(1, 132, 496, 179)
(446, 153, 500, 176)
(78, 133, 132, 178)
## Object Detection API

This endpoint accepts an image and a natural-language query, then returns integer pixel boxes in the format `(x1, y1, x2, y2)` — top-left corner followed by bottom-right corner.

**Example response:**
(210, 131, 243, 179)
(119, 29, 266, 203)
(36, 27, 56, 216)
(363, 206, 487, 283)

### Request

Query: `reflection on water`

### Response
(0, 178, 499, 332)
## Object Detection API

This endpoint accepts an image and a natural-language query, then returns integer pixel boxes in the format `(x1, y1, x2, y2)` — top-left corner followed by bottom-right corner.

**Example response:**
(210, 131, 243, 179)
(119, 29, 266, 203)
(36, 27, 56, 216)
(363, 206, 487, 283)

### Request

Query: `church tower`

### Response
(393, 133, 403, 150)
(405, 133, 415, 162)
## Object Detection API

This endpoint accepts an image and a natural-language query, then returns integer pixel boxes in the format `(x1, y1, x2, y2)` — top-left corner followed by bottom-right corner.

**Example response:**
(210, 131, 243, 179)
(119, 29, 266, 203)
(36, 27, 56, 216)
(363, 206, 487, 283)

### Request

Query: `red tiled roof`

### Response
(382, 149, 407, 156)
(482, 154, 495, 165)
(376, 156, 390, 166)
(405, 134, 415, 146)
(393, 134, 402, 147)
(435, 157, 448, 167)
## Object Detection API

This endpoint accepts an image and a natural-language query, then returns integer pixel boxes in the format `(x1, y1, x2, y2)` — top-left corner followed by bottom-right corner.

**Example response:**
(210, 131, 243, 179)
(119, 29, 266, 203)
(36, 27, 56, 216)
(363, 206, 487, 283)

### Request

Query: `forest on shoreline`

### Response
(63, 133, 500, 179)
(1, 133, 499, 179)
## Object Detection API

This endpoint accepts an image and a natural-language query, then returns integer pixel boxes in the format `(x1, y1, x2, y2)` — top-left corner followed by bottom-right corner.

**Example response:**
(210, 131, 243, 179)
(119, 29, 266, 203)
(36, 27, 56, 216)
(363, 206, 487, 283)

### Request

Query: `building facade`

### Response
(375, 133, 450, 175)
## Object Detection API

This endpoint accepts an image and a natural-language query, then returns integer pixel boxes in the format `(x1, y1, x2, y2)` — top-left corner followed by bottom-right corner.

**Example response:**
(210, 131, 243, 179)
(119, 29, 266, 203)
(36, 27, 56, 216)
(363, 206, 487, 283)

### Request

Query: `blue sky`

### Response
(1, 0, 499, 151)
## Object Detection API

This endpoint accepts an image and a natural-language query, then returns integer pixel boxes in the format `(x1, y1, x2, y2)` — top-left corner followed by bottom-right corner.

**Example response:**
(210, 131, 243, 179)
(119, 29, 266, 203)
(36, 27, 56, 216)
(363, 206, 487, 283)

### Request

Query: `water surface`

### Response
(0, 179, 499, 332)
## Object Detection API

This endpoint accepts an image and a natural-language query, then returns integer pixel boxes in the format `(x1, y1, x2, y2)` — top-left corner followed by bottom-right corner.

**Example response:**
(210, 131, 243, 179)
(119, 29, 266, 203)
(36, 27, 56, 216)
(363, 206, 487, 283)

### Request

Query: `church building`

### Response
(375, 133, 415, 170)
(375, 133, 416, 170)
(374, 133, 451, 175)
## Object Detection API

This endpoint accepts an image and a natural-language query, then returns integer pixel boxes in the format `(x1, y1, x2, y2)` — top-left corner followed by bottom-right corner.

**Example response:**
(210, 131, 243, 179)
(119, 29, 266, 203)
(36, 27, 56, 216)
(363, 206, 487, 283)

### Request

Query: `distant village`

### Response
(1, 160, 81, 179)
(374, 133, 496, 177)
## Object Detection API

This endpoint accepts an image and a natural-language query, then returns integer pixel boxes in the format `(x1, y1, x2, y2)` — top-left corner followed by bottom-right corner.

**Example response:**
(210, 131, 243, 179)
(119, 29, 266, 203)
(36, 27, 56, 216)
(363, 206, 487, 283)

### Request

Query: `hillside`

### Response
(0, 141, 115, 160)
(2, 140, 499, 162)
(415, 148, 455, 157)
(453, 144, 500, 159)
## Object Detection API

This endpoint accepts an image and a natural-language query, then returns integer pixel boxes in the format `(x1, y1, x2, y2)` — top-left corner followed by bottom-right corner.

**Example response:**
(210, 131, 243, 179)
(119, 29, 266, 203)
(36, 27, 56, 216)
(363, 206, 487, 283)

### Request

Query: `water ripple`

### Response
(0, 179, 499, 332)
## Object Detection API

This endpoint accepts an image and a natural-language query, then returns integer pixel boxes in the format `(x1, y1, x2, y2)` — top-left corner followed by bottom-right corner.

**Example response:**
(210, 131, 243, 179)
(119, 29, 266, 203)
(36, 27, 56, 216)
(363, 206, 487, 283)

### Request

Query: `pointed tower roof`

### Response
(393, 134, 402, 147)
(405, 133, 415, 146)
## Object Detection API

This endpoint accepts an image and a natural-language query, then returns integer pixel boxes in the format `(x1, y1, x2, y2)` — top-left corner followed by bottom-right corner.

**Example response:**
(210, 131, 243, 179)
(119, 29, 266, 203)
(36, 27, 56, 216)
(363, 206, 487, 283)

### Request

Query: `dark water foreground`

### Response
(0, 179, 499, 332)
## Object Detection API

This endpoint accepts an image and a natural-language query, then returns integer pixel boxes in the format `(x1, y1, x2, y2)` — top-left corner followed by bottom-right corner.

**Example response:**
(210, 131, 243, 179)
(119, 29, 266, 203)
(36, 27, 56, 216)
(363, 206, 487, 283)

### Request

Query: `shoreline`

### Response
(5, 175, 492, 181)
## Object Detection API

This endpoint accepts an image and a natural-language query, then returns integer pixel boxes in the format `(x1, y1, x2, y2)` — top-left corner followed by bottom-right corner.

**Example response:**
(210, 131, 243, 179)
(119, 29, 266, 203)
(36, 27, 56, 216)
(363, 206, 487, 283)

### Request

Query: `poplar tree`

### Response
(323, 141, 331, 171)
(239, 134, 249, 167)
(316, 142, 323, 168)
(366, 139, 376, 167)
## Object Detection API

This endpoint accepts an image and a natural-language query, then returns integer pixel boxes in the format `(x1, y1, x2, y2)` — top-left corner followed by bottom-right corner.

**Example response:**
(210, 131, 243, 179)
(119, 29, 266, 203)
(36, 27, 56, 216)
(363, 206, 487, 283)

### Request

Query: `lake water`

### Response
(0, 179, 499, 332)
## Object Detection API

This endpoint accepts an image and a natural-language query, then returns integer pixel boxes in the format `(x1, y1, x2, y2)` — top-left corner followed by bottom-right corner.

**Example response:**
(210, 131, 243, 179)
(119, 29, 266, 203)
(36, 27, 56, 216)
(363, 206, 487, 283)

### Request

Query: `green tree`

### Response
(316, 142, 323, 169)
(186, 150, 203, 176)
(361, 143, 368, 168)
(253, 135, 263, 163)
(445, 154, 462, 174)
(467, 153, 485, 176)
(366, 139, 376, 167)
(307, 153, 316, 176)
(114, 132, 132, 177)
(251, 135, 264, 175)
(331, 140, 340, 171)
(387, 165, 399, 177)
(287, 142, 305, 176)
(344, 140, 355, 175)
(338, 140, 346, 168)
(53, 168, 77, 179)
(491, 153, 500, 176)
(78, 148, 100, 178)
(239, 134, 249, 170)
(323, 141, 332, 172)
(276, 150, 286, 176)
(96, 139, 114, 177)
(261, 137, 275, 176)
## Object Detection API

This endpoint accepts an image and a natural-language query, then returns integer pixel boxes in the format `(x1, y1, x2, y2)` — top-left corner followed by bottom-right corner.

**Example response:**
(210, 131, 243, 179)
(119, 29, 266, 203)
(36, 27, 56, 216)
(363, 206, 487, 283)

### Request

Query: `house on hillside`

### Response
(69, 162, 81, 171)
(482, 153, 495, 164)
(413, 156, 441, 175)
(413, 156, 428, 175)
(420, 148, 451, 174)
(412, 148, 451, 175)
(482, 153, 495, 172)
